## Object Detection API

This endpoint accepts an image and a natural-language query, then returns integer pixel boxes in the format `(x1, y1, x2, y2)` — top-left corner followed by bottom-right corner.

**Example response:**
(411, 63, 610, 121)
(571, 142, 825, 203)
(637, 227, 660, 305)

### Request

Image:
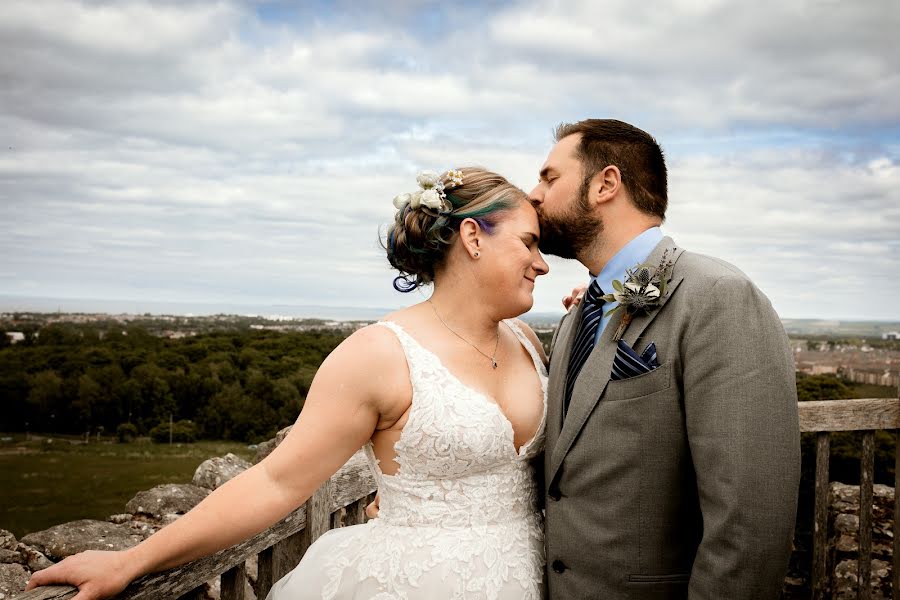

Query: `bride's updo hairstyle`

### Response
(386, 167, 525, 292)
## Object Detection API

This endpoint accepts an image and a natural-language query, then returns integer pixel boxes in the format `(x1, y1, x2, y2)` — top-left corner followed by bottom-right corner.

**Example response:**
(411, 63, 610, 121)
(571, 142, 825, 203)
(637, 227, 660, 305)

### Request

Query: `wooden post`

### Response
(859, 431, 874, 600)
(344, 496, 368, 526)
(331, 507, 345, 530)
(297, 479, 333, 556)
(812, 431, 831, 600)
(266, 480, 336, 590)
(256, 546, 274, 599)
(220, 564, 246, 600)
(272, 529, 305, 585)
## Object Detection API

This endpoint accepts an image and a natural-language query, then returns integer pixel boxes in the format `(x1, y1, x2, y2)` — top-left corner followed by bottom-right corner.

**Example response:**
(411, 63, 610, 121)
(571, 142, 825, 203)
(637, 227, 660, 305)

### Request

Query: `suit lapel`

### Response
(545, 304, 581, 452)
(547, 237, 686, 483)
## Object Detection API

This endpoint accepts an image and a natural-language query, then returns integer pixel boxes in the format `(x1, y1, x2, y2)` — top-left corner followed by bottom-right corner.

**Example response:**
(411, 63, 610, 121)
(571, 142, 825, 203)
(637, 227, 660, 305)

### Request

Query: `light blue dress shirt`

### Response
(592, 227, 664, 342)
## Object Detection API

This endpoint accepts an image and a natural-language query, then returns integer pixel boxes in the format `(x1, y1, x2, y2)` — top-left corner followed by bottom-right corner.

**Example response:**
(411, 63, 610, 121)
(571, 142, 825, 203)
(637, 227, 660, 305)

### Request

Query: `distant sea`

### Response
(0, 295, 395, 321)
(2, 295, 897, 334)
(0, 295, 567, 325)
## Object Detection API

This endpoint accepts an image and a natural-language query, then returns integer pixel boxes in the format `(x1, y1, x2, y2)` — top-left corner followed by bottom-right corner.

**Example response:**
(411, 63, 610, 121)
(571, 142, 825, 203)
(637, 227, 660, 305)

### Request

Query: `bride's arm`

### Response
(26, 325, 405, 600)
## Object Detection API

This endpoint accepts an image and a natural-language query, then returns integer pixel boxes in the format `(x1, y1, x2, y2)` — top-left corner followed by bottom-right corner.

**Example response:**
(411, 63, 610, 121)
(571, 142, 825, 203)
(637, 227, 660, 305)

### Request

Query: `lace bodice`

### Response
(313, 319, 547, 600)
(364, 319, 547, 528)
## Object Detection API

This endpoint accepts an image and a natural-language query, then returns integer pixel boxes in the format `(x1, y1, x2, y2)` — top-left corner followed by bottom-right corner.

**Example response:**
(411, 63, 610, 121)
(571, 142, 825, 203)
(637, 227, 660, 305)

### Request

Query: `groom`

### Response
(530, 119, 800, 599)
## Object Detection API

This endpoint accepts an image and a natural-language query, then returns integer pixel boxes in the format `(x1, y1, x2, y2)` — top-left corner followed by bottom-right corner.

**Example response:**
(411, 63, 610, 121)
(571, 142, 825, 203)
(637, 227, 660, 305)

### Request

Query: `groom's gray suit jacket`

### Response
(543, 236, 800, 599)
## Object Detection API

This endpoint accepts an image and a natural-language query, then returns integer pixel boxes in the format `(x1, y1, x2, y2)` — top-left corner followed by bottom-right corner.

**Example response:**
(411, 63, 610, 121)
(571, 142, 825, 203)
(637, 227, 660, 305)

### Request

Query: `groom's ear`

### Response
(458, 217, 482, 258)
(588, 165, 622, 207)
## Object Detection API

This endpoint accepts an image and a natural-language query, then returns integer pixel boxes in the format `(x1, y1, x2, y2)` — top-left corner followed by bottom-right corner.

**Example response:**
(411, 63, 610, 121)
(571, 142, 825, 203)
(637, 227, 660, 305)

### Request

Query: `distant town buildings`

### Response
(4, 331, 24, 344)
(1, 311, 370, 341)
(795, 342, 900, 389)
(4, 311, 899, 390)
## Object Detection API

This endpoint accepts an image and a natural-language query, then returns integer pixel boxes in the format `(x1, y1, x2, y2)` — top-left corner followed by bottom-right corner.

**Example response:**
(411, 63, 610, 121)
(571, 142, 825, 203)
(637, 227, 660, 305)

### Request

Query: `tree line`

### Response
(2, 321, 894, 448)
(0, 323, 347, 443)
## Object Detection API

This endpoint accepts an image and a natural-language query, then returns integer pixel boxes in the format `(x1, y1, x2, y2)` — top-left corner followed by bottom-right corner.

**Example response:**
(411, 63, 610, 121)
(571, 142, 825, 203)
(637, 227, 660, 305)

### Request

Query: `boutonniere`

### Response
(602, 249, 676, 341)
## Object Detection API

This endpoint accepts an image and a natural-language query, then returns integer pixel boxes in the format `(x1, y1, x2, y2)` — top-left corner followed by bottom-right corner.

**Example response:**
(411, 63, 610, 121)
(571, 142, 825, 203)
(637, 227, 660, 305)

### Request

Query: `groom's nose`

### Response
(527, 184, 544, 206)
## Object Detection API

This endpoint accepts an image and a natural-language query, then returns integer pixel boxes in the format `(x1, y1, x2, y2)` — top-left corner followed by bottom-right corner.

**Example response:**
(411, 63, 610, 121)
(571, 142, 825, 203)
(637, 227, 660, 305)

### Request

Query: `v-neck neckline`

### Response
(382, 320, 547, 457)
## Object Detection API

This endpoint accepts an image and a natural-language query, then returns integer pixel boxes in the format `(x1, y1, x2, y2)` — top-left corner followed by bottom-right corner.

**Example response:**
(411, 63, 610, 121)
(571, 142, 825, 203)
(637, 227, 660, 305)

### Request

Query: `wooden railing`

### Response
(799, 397, 900, 600)
(16, 451, 377, 600)
(17, 397, 900, 600)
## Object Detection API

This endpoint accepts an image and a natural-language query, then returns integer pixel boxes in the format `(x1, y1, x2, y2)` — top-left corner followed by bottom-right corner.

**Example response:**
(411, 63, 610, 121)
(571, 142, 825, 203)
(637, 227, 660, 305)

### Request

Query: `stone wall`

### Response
(828, 481, 894, 599)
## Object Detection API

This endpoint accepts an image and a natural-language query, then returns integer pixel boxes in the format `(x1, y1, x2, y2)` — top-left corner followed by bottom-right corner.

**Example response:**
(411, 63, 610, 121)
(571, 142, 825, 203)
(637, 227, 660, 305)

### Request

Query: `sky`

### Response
(1, 0, 898, 320)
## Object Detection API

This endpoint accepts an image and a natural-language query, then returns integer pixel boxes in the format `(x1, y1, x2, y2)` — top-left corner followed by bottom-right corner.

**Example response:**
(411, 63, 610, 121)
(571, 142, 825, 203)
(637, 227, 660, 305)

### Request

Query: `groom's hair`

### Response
(555, 119, 667, 220)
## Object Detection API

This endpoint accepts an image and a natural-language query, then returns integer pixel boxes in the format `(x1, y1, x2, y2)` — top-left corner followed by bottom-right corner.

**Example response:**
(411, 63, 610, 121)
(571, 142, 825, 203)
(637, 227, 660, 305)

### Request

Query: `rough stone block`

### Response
(193, 453, 252, 491)
(0, 563, 29, 599)
(126, 483, 210, 519)
(20, 519, 144, 561)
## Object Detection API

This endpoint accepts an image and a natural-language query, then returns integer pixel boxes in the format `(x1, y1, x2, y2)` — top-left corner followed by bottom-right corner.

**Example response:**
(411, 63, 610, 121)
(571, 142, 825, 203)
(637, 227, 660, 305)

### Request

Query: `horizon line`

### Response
(1, 294, 899, 324)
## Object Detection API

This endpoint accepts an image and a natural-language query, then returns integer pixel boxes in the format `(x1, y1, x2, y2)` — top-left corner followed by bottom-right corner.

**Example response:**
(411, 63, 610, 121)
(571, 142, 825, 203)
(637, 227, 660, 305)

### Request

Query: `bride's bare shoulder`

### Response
(310, 320, 411, 416)
(326, 302, 426, 369)
(334, 321, 405, 363)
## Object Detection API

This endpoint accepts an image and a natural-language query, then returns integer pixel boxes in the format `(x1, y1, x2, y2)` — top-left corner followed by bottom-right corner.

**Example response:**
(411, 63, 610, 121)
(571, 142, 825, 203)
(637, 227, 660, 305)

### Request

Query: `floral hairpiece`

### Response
(392, 169, 464, 215)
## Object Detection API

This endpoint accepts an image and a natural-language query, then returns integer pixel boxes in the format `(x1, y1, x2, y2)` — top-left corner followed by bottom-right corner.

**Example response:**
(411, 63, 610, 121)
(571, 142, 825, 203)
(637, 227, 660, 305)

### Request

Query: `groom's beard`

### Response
(537, 184, 604, 259)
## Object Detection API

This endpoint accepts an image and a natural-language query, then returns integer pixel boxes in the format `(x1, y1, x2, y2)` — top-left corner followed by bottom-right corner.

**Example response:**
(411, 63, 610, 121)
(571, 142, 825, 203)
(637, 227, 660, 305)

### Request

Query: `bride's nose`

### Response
(533, 254, 549, 276)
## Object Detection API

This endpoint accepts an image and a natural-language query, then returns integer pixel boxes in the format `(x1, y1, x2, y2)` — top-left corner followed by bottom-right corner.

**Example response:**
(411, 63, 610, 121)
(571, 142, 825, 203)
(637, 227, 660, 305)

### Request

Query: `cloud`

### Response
(661, 150, 900, 318)
(0, 0, 897, 319)
(487, 0, 900, 129)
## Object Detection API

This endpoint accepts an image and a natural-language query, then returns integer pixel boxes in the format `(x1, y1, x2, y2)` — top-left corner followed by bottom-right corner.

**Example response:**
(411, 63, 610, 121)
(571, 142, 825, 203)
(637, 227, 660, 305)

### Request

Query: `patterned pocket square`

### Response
(611, 340, 660, 381)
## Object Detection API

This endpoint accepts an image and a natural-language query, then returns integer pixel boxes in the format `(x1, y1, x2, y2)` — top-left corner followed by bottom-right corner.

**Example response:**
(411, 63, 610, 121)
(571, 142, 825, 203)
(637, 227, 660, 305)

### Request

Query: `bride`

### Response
(26, 167, 550, 600)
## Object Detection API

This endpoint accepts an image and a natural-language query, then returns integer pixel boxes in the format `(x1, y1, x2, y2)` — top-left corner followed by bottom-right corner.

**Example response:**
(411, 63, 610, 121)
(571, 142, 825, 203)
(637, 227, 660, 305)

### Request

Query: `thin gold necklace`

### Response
(427, 298, 500, 369)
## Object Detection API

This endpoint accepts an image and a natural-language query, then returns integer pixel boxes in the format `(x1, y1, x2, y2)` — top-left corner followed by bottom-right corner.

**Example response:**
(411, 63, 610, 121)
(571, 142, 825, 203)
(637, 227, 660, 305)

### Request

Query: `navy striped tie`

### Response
(564, 280, 605, 417)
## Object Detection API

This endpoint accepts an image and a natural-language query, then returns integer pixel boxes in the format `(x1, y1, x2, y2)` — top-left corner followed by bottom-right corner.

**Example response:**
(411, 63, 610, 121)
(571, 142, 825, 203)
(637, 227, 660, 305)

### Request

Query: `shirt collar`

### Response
(593, 227, 663, 295)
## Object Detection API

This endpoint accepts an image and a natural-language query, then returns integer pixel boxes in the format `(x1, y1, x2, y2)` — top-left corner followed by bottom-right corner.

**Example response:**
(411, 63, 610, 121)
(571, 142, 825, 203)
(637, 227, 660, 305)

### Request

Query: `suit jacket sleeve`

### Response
(547, 312, 569, 363)
(682, 275, 800, 599)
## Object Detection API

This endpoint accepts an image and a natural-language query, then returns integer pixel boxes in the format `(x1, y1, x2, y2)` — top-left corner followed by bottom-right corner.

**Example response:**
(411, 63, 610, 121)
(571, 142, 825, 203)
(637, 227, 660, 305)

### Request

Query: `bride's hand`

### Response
(365, 491, 381, 519)
(24, 549, 135, 600)
(562, 285, 588, 310)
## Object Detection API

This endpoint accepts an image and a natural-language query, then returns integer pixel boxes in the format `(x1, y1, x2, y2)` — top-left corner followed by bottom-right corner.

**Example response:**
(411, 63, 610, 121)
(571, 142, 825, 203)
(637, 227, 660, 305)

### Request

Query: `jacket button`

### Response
(551, 559, 567, 573)
(548, 484, 561, 501)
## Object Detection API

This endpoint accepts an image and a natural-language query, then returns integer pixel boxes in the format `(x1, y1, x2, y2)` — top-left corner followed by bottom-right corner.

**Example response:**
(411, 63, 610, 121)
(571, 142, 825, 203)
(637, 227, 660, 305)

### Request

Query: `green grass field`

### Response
(848, 382, 898, 399)
(0, 435, 256, 539)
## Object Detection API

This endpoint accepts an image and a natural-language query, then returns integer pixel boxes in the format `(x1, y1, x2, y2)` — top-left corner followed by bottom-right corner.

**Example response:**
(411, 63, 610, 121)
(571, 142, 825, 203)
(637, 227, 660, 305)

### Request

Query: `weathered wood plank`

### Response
(859, 431, 874, 600)
(221, 564, 246, 600)
(129, 506, 307, 600)
(17, 451, 376, 600)
(329, 454, 377, 512)
(799, 398, 900, 432)
(812, 432, 831, 600)
(12, 586, 77, 600)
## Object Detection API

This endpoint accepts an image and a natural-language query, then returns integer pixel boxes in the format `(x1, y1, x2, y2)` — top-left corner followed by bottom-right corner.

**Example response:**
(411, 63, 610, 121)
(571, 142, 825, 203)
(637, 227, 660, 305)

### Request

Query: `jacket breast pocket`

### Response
(603, 360, 672, 402)
(626, 573, 689, 600)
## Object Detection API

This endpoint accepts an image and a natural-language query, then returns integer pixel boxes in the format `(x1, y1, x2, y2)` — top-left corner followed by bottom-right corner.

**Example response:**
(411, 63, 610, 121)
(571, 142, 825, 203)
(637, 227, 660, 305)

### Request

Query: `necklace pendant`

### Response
(492, 359, 498, 369)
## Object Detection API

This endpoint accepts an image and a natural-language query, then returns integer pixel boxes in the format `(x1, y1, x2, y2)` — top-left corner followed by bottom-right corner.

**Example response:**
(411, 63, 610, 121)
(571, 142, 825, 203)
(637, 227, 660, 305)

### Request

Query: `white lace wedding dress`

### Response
(266, 320, 547, 599)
